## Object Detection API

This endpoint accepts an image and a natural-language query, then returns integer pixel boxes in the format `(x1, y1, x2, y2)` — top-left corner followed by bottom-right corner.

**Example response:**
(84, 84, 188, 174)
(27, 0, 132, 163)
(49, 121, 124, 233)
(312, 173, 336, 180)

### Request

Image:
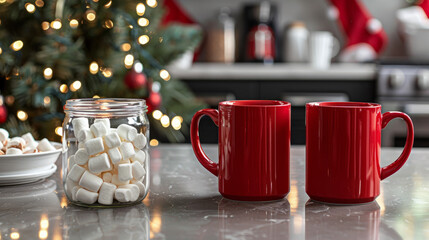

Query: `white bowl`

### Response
(0, 142, 61, 175)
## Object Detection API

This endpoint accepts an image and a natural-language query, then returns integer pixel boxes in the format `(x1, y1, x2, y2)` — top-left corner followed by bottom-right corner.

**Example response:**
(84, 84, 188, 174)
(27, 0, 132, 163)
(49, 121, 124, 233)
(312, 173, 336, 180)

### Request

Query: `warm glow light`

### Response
(70, 80, 81, 92)
(86, 10, 96, 21)
(124, 54, 134, 68)
(6, 96, 14, 105)
(104, 20, 114, 29)
(89, 61, 99, 74)
(138, 35, 149, 45)
(60, 195, 68, 208)
(55, 126, 63, 136)
(147, 0, 157, 8)
(40, 215, 49, 229)
(136, 3, 146, 16)
(171, 116, 182, 130)
(159, 69, 170, 81)
(42, 21, 50, 30)
(17, 110, 28, 121)
(160, 115, 170, 128)
(138, 18, 149, 27)
(102, 69, 112, 78)
(104, 0, 112, 8)
(152, 110, 162, 120)
(0, 47, 2, 55)
(39, 230, 48, 239)
(25, 3, 36, 13)
(10, 40, 23, 51)
(44, 67, 53, 80)
(51, 20, 62, 29)
(69, 19, 79, 28)
(0, 0, 6, 3)
(149, 139, 159, 146)
(59, 84, 68, 93)
(10, 232, 19, 239)
(121, 43, 131, 51)
(43, 96, 51, 105)
(35, 0, 44, 7)
(93, 95, 100, 98)
(287, 180, 299, 213)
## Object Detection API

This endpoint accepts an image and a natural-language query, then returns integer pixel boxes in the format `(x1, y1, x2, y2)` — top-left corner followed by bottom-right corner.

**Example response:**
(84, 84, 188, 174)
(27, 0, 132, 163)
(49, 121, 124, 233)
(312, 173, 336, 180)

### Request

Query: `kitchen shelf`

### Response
(168, 63, 377, 81)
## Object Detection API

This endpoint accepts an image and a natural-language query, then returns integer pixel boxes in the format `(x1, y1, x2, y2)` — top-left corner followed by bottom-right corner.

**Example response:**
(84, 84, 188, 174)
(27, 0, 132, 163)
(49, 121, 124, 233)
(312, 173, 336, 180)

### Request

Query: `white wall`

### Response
(177, 0, 410, 57)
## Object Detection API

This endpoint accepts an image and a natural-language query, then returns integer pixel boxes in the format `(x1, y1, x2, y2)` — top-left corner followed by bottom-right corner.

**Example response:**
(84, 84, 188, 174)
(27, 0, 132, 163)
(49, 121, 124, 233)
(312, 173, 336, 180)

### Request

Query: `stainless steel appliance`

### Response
(377, 63, 429, 147)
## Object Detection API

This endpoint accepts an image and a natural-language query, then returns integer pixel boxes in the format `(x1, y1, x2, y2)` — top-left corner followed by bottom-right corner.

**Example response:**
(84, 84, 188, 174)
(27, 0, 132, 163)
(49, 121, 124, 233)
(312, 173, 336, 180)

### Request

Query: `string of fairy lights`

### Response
(0, 0, 180, 145)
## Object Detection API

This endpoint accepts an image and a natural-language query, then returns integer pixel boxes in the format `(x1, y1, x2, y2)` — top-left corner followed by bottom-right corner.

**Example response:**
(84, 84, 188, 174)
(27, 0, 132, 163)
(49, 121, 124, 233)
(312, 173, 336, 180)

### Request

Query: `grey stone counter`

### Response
(0, 145, 428, 240)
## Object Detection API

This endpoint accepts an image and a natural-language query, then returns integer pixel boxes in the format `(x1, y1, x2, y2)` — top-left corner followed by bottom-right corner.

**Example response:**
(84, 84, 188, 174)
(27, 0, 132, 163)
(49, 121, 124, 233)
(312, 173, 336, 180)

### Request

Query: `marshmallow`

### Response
(68, 164, 86, 182)
(65, 177, 77, 199)
(78, 142, 85, 149)
(72, 118, 89, 137)
(6, 148, 22, 155)
(23, 146, 38, 154)
(107, 147, 122, 164)
(79, 171, 103, 192)
(68, 155, 76, 169)
(76, 188, 98, 204)
(0, 150, 4, 155)
(132, 134, 147, 149)
(102, 172, 113, 183)
(85, 137, 104, 156)
(74, 148, 90, 165)
(0, 141, 3, 149)
(131, 150, 146, 164)
(94, 118, 111, 129)
(7, 139, 24, 150)
(21, 132, 36, 146)
(131, 161, 145, 180)
(119, 184, 140, 201)
(110, 128, 117, 133)
(131, 179, 146, 197)
(11, 137, 26, 146)
(0, 128, 9, 142)
(98, 182, 117, 205)
(111, 174, 130, 186)
(77, 128, 94, 143)
(90, 122, 109, 138)
(104, 132, 121, 148)
(118, 163, 133, 182)
(114, 188, 132, 202)
(88, 153, 112, 174)
(72, 186, 81, 201)
(119, 142, 135, 160)
(37, 138, 56, 152)
(117, 124, 137, 141)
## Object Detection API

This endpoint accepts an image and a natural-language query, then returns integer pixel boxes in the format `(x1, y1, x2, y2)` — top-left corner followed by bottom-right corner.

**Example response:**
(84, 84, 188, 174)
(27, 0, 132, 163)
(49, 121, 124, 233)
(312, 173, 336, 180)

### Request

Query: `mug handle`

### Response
(190, 109, 219, 176)
(381, 111, 414, 180)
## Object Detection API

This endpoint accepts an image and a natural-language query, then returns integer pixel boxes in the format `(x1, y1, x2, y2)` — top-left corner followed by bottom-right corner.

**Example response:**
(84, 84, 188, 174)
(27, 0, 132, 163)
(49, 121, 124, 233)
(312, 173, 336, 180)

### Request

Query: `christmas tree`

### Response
(0, 0, 204, 143)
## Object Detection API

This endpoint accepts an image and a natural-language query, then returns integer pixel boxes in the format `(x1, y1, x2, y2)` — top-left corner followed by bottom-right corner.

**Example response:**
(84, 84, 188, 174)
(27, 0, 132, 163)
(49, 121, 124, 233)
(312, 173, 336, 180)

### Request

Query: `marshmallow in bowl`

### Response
(21, 133, 36, 146)
(0, 128, 9, 143)
(37, 138, 56, 152)
(6, 148, 23, 155)
(7, 139, 24, 150)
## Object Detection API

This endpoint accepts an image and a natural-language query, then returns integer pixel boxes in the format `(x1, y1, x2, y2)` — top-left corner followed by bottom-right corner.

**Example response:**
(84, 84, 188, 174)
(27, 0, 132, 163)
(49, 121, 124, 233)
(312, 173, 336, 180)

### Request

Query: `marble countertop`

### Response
(0, 145, 428, 240)
(168, 63, 377, 80)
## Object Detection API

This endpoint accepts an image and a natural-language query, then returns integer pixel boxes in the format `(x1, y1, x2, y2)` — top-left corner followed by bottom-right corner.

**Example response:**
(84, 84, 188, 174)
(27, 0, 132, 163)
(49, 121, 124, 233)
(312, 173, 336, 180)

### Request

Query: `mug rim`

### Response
(306, 102, 380, 108)
(219, 100, 290, 107)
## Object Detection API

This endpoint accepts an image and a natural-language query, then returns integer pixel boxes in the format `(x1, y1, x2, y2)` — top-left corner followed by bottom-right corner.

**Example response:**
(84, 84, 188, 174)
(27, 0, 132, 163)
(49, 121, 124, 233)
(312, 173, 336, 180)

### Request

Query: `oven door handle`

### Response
(403, 103, 429, 116)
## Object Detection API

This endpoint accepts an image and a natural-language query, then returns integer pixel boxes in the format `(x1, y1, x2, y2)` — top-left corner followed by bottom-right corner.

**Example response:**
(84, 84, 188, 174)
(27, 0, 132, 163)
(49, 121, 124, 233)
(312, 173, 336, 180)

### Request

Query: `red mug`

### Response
(306, 102, 414, 204)
(191, 100, 291, 201)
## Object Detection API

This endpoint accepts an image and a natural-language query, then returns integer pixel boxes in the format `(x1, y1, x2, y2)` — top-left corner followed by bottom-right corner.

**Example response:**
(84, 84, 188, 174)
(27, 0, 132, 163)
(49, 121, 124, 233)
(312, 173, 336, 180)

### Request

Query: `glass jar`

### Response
(62, 98, 149, 207)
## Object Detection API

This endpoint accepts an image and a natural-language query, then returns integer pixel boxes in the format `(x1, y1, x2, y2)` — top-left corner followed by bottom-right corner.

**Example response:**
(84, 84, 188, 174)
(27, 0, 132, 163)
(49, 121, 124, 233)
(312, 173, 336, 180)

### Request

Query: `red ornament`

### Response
(146, 91, 162, 113)
(0, 105, 7, 124)
(124, 69, 147, 90)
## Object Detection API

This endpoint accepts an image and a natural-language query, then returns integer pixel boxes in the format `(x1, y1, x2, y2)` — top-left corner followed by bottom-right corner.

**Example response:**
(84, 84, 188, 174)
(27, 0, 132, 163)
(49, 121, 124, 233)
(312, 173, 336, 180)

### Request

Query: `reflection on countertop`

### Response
(0, 145, 429, 240)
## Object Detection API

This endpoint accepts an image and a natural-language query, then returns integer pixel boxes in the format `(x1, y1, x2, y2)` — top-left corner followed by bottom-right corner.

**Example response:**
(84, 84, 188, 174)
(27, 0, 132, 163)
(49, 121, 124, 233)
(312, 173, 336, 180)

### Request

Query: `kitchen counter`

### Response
(168, 63, 377, 80)
(0, 145, 428, 240)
